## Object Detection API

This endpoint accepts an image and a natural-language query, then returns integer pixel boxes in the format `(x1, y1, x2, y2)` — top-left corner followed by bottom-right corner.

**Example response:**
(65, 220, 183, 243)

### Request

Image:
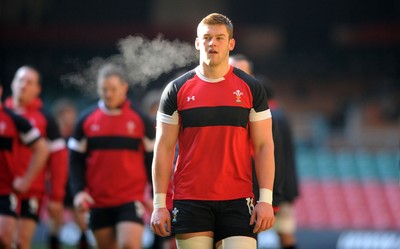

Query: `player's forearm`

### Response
(152, 121, 178, 195)
(152, 144, 175, 209)
(152, 146, 174, 195)
(24, 138, 49, 184)
(254, 141, 275, 191)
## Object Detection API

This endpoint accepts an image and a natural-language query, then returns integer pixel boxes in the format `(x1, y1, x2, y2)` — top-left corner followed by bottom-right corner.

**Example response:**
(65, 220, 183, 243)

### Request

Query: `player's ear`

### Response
(195, 38, 200, 51)
(122, 81, 129, 93)
(229, 38, 236, 51)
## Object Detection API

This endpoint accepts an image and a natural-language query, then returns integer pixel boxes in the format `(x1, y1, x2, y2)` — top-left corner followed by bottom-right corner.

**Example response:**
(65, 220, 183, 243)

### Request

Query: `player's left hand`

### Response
(250, 202, 275, 233)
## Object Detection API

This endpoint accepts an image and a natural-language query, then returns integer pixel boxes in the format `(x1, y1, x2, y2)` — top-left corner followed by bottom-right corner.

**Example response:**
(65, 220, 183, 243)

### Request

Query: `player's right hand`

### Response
(151, 208, 171, 237)
(73, 191, 94, 212)
(12, 176, 31, 193)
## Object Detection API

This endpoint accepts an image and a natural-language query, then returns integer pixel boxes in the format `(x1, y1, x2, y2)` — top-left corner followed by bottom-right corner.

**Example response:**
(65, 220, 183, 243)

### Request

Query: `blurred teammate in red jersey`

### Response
(151, 13, 275, 249)
(230, 54, 299, 249)
(52, 99, 90, 249)
(5, 66, 68, 249)
(68, 64, 155, 249)
(0, 82, 49, 249)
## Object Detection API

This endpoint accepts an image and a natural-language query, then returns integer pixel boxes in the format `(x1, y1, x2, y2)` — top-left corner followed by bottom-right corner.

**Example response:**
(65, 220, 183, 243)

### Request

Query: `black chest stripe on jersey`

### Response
(179, 106, 250, 129)
(0, 137, 12, 151)
(87, 136, 141, 151)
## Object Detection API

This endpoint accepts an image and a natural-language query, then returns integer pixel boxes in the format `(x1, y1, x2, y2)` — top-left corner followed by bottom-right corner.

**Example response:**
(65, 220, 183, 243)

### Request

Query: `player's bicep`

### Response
(155, 121, 179, 151)
(250, 118, 273, 154)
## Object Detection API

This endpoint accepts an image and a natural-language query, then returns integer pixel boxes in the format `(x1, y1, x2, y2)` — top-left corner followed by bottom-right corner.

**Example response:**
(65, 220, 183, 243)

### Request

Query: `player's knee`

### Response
(216, 236, 256, 249)
(176, 236, 213, 249)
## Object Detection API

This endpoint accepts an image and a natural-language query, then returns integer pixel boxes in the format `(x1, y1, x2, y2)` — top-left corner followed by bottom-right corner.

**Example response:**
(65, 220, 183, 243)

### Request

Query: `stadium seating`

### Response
(294, 149, 400, 230)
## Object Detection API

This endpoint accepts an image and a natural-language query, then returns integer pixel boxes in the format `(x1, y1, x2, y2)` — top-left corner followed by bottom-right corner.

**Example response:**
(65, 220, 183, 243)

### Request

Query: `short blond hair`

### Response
(197, 13, 234, 39)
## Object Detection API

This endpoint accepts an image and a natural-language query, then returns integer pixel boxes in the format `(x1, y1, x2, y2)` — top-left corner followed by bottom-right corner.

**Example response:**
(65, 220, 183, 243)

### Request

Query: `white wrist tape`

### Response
(153, 193, 167, 209)
(258, 188, 273, 205)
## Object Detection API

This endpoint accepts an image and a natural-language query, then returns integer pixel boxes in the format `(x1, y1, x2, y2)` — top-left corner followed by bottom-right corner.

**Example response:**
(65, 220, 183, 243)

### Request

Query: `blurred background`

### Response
(1, 0, 399, 248)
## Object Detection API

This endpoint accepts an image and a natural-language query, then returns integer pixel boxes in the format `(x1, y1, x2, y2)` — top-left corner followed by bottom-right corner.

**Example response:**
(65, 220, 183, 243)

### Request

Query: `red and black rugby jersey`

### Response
(157, 66, 271, 201)
(68, 100, 155, 207)
(5, 98, 67, 201)
(0, 105, 41, 195)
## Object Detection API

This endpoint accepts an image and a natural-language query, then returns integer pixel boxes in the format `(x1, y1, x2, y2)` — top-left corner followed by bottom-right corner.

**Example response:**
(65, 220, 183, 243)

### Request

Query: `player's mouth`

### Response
(208, 49, 218, 55)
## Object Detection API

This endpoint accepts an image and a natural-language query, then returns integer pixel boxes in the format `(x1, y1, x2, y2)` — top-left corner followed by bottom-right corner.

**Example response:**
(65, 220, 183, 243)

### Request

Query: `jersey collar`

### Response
(195, 66, 233, 83)
(98, 99, 130, 115)
(5, 97, 43, 113)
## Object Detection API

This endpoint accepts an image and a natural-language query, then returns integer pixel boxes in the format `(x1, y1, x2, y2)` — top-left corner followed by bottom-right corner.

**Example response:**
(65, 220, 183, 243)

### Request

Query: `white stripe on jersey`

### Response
(47, 138, 66, 152)
(68, 137, 87, 153)
(19, 127, 41, 145)
(156, 111, 179, 125)
(249, 109, 272, 122)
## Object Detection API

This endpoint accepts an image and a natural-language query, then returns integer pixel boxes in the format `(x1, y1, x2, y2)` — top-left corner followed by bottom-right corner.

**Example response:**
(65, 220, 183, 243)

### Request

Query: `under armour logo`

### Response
(187, 96, 195, 102)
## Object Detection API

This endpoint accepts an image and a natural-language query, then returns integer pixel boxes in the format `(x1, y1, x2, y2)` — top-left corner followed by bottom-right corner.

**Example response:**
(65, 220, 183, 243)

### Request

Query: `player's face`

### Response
(57, 108, 77, 138)
(196, 24, 235, 67)
(12, 68, 41, 106)
(98, 75, 128, 109)
(229, 59, 252, 75)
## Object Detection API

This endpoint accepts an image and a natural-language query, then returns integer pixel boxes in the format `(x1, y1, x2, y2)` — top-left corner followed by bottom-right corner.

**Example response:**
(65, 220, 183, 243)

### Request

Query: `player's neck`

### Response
(198, 62, 230, 79)
(12, 97, 26, 108)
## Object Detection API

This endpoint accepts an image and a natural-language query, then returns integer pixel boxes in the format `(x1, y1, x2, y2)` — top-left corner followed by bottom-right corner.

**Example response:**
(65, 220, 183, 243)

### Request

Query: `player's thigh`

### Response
(0, 194, 18, 243)
(19, 197, 41, 223)
(114, 202, 145, 249)
(214, 198, 256, 243)
(172, 200, 215, 235)
(175, 234, 214, 249)
(116, 221, 143, 249)
(0, 215, 17, 246)
(216, 236, 257, 249)
(16, 218, 37, 249)
(89, 206, 114, 231)
(0, 194, 18, 218)
(93, 227, 117, 249)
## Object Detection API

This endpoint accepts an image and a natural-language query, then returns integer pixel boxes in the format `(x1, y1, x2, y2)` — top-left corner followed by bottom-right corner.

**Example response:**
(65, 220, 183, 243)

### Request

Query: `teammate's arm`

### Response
(151, 121, 179, 237)
(45, 113, 68, 203)
(11, 113, 49, 193)
(13, 137, 49, 193)
(68, 116, 93, 212)
(250, 117, 275, 233)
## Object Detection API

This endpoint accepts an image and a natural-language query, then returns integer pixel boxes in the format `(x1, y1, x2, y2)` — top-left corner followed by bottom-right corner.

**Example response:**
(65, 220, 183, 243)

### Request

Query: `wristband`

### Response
(258, 188, 273, 205)
(153, 193, 167, 209)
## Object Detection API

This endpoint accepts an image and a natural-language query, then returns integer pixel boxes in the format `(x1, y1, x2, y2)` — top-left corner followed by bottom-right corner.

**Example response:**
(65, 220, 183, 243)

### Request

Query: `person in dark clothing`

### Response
(230, 54, 299, 249)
